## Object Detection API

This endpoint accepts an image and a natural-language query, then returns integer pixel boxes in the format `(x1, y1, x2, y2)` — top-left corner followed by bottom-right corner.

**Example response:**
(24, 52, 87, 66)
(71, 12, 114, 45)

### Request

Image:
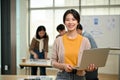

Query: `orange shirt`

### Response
(63, 34, 83, 67)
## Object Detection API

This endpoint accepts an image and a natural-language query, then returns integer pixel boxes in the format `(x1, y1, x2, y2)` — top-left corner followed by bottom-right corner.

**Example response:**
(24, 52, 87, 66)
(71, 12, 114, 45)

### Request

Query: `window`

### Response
(29, 0, 80, 46)
(30, 10, 54, 45)
(29, 0, 120, 46)
(30, 0, 53, 8)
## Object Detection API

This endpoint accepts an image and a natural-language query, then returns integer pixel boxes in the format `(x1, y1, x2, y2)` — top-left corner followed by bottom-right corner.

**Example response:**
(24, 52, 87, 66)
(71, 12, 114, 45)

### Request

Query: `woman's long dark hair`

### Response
(36, 25, 48, 39)
(63, 9, 80, 23)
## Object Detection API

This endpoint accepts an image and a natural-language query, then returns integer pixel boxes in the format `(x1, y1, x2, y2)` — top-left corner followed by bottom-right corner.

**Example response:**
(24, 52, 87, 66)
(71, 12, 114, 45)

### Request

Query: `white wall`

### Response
(81, 15, 120, 48)
(99, 54, 119, 74)
(16, 0, 29, 73)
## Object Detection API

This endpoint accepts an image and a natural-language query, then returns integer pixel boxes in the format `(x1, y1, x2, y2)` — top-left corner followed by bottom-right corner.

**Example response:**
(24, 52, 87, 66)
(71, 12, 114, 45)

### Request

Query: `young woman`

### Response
(29, 25, 49, 75)
(51, 9, 96, 80)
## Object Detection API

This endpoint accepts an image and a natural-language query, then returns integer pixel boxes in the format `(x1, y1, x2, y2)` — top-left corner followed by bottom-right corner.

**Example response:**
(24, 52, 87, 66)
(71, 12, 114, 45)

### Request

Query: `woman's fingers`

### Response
(87, 64, 96, 71)
(64, 64, 73, 72)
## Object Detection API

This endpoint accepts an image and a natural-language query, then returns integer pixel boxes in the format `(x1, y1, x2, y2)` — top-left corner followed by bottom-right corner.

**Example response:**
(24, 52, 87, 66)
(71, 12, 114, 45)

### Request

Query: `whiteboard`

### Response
(81, 15, 120, 48)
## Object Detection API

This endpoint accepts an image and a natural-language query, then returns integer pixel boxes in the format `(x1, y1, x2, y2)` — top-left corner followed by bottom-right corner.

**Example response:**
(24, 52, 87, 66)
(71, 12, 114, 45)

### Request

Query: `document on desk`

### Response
(23, 76, 53, 80)
(27, 59, 51, 65)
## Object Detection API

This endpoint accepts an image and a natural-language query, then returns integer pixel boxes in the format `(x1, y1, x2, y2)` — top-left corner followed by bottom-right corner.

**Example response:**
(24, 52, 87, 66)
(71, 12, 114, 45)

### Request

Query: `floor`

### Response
(18, 68, 118, 80)
(98, 74, 118, 80)
(47, 68, 118, 80)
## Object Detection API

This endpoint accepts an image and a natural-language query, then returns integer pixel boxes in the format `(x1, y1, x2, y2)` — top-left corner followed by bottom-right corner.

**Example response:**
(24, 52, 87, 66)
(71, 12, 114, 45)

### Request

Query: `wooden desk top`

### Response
(0, 75, 56, 80)
(19, 59, 52, 68)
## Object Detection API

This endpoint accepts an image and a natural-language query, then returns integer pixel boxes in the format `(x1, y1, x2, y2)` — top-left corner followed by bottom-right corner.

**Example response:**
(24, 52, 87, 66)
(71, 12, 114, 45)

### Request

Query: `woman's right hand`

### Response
(64, 64, 73, 72)
(33, 53, 38, 59)
(30, 50, 38, 59)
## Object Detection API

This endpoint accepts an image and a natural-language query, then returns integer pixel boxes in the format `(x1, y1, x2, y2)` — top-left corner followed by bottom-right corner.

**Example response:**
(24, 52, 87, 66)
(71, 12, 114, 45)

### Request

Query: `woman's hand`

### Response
(86, 64, 97, 71)
(30, 50, 38, 59)
(64, 64, 73, 72)
(45, 57, 50, 60)
(44, 52, 49, 59)
(33, 53, 38, 59)
(76, 70, 86, 76)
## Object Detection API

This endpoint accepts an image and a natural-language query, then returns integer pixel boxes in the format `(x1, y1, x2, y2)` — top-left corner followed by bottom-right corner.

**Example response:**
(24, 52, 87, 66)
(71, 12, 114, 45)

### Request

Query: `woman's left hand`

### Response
(45, 57, 50, 60)
(86, 64, 97, 71)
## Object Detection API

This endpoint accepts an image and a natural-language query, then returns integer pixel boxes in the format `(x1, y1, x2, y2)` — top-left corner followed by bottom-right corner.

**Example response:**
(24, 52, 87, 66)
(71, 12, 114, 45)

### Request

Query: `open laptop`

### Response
(75, 48, 110, 70)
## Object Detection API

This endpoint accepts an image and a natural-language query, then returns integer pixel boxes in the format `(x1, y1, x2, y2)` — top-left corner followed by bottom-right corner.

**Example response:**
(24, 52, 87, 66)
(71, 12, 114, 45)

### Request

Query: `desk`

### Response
(0, 75, 56, 80)
(109, 48, 120, 80)
(19, 59, 52, 75)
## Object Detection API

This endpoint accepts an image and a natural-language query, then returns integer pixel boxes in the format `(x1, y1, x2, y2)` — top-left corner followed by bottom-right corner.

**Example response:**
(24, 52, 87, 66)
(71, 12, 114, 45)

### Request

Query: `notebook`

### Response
(75, 48, 110, 70)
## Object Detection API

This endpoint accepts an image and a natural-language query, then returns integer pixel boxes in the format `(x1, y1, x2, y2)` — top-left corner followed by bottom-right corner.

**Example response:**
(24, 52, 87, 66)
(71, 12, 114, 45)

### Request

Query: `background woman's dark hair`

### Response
(63, 9, 80, 23)
(36, 25, 48, 39)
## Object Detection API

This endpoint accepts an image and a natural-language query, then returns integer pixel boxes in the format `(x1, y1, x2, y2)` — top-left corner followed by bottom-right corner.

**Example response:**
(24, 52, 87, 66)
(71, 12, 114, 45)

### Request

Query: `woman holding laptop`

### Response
(51, 9, 97, 80)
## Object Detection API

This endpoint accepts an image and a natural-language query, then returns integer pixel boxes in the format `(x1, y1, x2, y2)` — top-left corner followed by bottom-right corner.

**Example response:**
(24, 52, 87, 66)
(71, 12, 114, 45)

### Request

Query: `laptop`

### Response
(75, 48, 110, 70)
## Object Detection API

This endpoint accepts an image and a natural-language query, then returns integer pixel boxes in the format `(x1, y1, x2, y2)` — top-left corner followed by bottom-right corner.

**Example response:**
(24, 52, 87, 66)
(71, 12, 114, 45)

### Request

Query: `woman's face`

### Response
(38, 30, 45, 37)
(64, 13, 78, 31)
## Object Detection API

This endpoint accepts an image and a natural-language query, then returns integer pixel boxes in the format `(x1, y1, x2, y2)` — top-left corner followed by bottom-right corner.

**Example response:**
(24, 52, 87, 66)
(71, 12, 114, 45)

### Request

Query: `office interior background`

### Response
(0, 0, 120, 75)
